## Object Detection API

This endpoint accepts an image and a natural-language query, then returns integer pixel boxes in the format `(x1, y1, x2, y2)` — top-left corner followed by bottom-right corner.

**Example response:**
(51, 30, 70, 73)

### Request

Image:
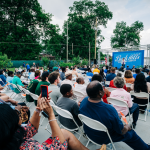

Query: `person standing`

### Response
(26, 63, 30, 72)
(23, 62, 25, 68)
(122, 58, 126, 68)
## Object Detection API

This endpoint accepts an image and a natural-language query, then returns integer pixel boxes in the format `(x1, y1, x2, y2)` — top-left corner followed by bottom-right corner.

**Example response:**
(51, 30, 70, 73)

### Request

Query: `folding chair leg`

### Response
(45, 122, 52, 134)
(86, 140, 90, 147)
(40, 117, 45, 126)
(78, 134, 82, 140)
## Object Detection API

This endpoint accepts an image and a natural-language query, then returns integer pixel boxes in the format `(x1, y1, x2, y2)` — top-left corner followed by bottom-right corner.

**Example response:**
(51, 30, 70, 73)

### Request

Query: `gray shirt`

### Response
(56, 97, 82, 129)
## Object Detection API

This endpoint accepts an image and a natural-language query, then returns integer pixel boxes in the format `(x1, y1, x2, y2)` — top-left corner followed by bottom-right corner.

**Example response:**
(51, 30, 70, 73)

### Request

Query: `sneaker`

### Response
(132, 122, 136, 129)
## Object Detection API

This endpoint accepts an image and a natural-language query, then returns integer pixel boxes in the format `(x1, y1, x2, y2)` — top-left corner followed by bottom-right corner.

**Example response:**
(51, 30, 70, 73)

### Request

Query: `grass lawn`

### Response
(7, 68, 15, 72)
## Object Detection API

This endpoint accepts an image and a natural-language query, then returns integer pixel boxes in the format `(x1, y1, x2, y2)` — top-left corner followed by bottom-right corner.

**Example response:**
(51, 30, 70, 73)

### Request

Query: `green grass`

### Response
(7, 68, 15, 72)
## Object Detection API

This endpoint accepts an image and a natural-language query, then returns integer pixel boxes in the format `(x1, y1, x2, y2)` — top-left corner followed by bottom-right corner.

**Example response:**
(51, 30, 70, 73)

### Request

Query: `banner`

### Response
(112, 50, 144, 68)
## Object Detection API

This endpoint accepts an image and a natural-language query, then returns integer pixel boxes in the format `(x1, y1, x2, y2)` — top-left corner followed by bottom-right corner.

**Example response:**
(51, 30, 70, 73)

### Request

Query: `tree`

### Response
(0, 52, 13, 68)
(61, 0, 112, 59)
(41, 57, 49, 67)
(111, 21, 144, 48)
(0, 0, 57, 60)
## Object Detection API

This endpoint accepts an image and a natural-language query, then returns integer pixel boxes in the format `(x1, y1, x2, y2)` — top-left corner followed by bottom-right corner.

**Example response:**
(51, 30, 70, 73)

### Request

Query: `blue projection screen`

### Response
(112, 50, 144, 68)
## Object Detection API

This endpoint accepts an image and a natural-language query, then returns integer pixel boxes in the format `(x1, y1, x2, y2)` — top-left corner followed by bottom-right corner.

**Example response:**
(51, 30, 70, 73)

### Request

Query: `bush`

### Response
(81, 59, 88, 66)
(41, 57, 49, 67)
(0, 52, 13, 69)
(60, 62, 75, 68)
(72, 56, 81, 65)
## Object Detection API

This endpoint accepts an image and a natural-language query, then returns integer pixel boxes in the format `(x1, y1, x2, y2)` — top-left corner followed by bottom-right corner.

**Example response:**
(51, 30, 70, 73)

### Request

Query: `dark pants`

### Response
(122, 64, 125, 68)
(126, 103, 139, 124)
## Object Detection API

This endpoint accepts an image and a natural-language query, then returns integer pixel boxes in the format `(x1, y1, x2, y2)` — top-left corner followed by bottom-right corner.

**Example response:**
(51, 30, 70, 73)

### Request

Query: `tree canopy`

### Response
(111, 21, 144, 48)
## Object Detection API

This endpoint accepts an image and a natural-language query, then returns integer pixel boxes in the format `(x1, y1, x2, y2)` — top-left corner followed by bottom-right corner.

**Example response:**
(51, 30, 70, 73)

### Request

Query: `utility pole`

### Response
(72, 43, 73, 55)
(89, 42, 90, 67)
(94, 17, 97, 64)
(66, 22, 68, 62)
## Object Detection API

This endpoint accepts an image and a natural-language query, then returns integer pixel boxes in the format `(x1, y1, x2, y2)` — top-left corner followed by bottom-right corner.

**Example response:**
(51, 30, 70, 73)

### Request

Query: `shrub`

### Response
(41, 57, 49, 67)
(60, 62, 75, 68)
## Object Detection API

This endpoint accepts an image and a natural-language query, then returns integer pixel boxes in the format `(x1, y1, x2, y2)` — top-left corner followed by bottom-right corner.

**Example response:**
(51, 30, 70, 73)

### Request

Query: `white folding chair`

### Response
(93, 72, 99, 74)
(106, 87, 116, 92)
(105, 81, 110, 86)
(107, 97, 133, 128)
(52, 105, 84, 140)
(73, 90, 86, 102)
(130, 91, 149, 121)
(78, 114, 116, 150)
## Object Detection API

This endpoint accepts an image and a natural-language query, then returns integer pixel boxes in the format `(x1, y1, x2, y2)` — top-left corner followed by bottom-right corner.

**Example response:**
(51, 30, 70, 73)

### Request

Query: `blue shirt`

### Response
(126, 68, 131, 70)
(26, 65, 30, 70)
(86, 72, 93, 82)
(79, 97, 124, 144)
(6, 76, 14, 90)
(0, 74, 6, 86)
(146, 76, 150, 82)
(133, 74, 137, 79)
(60, 72, 66, 81)
(106, 73, 116, 81)
(104, 69, 107, 73)
(23, 63, 25, 67)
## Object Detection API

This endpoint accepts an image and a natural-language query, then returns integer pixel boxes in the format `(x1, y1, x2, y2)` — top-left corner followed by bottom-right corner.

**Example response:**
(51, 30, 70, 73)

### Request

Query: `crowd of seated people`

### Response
(0, 64, 150, 150)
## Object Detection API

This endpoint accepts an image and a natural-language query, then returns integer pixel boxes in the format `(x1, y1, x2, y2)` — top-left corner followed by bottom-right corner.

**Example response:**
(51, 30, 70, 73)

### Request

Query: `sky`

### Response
(38, 0, 150, 49)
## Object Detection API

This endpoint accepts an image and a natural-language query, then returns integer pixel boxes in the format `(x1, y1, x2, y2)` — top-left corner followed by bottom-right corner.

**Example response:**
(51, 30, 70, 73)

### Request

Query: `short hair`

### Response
(86, 81, 103, 99)
(111, 67, 116, 72)
(48, 72, 60, 84)
(60, 84, 72, 95)
(35, 70, 40, 77)
(16, 72, 21, 75)
(30, 68, 35, 72)
(62, 67, 66, 72)
(113, 77, 125, 88)
(41, 71, 49, 81)
(76, 77, 84, 84)
(124, 70, 133, 78)
(127, 65, 129, 67)
(117, 73, 122, 77)
(135, 69, 140, 74)
(0, 69, 3, 75)
(91, 74, 102, 82)
(8, 71, 13, 76)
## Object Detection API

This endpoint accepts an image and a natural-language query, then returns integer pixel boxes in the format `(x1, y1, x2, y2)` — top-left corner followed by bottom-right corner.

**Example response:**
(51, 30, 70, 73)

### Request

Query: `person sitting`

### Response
(110, 77, 139, 128)
(36, 66, 39, 70)
(92, 74, 110, 104)
(35, 70, 41, 79)
(131, 73, 150, 113)
(61, 71, 73, 88)
(109, 73, 127, 91)
(106, 67, 116, 81)
(26, 71, 41, 103)
(6, 71, 14, 89)
(0, 69, 6, 86)
(126, 65, 131, 70)
(104, 66, 108, 74)
(74, 77, 87, 102)
(35, 72, 50, 105)
(93, 65, 100, 74)
(119, 66, 124, 72)
(133, 68, 140, 79)
(72, 67, 78, 77)
(48, 72, 62, 104)
(12, 72, 27, 94)
(79, 81, 150, 150)
(29, 68, 35, 80)
(57, 84, 82, 129)
(146, 70, 150, 82)
(124, 70, 135, 92)
(60, 67, 66, 81)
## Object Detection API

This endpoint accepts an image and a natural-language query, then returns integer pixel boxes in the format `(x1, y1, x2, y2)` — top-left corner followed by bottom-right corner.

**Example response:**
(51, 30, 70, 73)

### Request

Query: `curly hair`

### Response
(134, 73, 148, 93)
(0, 104, 26, 150)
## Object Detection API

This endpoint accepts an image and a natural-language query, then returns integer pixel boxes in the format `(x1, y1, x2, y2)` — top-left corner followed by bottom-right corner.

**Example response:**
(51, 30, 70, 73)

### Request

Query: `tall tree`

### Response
(0, 0, 55, 60)
(61, 0, 113, 59)
(111, 21, 144, 48)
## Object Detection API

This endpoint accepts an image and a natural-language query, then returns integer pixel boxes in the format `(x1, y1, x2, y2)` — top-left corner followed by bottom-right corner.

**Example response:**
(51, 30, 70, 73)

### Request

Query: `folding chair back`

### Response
(78, 114, 116, 150)
(106, 87, 116, 92)
(30, 93, 39, 100)
(126, 83, 132, 88)
(73, 90, 85, 102)
(105, 81, 110, 86)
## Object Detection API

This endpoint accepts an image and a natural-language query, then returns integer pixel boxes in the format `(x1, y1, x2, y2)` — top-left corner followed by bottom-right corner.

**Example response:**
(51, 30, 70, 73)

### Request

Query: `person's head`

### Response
(76, 77, 85, 84)
(124, 70, 133, 78)
(60, 84, 73, 98)
(73, 67, 76, 71)
(0, 69, 4, 75)
(16, 72, 22, 78)
(113, 77, 125, 88)
(65, 71, 72, 80)
(41, 71, 49, 81)
(133, 65, 135, 68)
(91, 74, 102, 82)
(111, 67, 116, 73)
(33, 62, 35, 65)
(62, 67, 66, 72)
(35, 70, 40, 77)
(53, 67, 59, 72)
(30, 68, 35, 72)
(0, 104, 26, 149)
(123, 58, 125, 60)
(106, 66, 108, 69)
(86, 81, 104, 100)
(134, 73, 147, 93)
(115, 67, 117, 70)
(116, 72, 122, 77)
(40, 67, 43, 70)
(8, 71, 14, 77)
(48, 72, 60, 84)
(127, 65, 129, 68)
(37, 66, 39, 69)
(135, 69, 141, 74)
(87, 68, 92, 72)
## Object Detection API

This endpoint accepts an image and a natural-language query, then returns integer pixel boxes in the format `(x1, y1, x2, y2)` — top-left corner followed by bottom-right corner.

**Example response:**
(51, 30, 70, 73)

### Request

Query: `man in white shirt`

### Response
(74, 77, 87, 102)
(61, 71, 73, 88)
(48, 72, 62, 104)
(122, 58, 126, 68)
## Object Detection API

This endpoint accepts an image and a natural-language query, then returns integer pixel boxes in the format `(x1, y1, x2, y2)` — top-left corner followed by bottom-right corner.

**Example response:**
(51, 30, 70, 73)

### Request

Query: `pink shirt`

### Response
(110, 88, 133, 116)
(35, 76, 39, 79)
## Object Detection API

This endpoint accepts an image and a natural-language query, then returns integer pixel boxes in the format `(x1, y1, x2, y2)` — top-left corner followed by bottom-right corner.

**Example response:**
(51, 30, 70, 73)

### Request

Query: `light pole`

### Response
(66, 22, 68, 63)
(94, 17, 97, 64)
